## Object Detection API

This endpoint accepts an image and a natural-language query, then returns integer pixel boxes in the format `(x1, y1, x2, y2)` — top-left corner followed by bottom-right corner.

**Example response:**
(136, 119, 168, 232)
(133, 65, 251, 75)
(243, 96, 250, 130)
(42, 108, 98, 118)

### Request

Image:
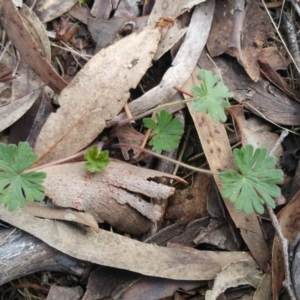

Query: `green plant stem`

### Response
(114, 143, 218, 175)
(117, 96, 195, 128)
(28, 149, 87, 172)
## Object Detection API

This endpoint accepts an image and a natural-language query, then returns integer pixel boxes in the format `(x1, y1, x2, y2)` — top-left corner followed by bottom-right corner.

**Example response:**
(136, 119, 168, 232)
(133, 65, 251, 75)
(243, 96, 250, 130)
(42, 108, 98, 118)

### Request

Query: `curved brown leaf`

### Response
(1, 0, 67, 94)
(34, 26, 161, 165)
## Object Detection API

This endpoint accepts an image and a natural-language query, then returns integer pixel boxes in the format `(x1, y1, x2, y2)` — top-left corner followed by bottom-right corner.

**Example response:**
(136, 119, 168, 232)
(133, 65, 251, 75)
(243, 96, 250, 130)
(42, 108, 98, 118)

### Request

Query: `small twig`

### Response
(113, 143, 218, 175)
(267, 206, 296, 300)
(267, 129, 295, 299)
(269, 129, 289, 156)
(287, 0, 300, 18)
(124, 102, 135, 123)
(116, 86, 194, 127)
(281, 12, 300, 76)
(261, 0, 300, 77)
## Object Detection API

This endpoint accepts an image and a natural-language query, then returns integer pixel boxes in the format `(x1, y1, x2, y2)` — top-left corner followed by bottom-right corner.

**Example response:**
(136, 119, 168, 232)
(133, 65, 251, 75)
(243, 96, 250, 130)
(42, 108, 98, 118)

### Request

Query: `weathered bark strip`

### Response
(0, 228, 90, 285)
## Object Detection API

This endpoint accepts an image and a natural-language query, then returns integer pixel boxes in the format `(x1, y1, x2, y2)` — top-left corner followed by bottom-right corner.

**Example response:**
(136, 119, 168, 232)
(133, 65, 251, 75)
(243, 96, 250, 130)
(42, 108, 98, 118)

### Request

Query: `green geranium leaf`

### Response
(219, 145, 283, 215)
(0, 142, 46, 211)
(192, 69, 233, 122)
(84, 146, 110, 173)
(143, 109, 184, 154)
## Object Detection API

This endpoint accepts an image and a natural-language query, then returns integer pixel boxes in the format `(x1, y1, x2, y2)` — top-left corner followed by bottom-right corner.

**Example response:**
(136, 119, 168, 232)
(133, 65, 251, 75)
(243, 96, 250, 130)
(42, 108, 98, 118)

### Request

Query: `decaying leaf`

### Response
(24, 202, 100, 233)
(183, 66, 270, 271)
(108, 1, 215, 126)
(18, 4, 51, 61)
(41, 160, 185, 235)
(32, 0, 78, 23)
(1, 0, 67, 94)
(0, 206, 257, 281)
(34, 26, 161, 165)
(0, 86, 42, 132)
(205, 260, 263, 300)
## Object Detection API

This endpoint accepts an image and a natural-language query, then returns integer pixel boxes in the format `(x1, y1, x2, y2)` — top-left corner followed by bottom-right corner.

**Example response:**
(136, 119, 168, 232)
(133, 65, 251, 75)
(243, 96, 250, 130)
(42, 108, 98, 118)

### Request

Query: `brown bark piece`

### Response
(34, 26, 161, 165)
(0, 206, 257, 281)
(1, 0, 67, 94)
(183, 67, 270, 271)
(42, 160, 183, 235)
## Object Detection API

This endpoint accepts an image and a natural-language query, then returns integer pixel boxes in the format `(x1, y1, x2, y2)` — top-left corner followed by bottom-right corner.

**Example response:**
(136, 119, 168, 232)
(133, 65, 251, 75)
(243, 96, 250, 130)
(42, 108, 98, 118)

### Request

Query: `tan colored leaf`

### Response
(18, 4, 51, 61)
(33, 0, 78, 23)
(0, 87, 41, 132)
(42, 160, 185, 235)
(24, 202, 100, 233)
(34, 26, 161, 165)
(1, 0, 67, 94)
(182, 66, 270, 271)
(0, 206, 257, 281)
(108, 1, 214, 126)
(205, 260, 263, 300)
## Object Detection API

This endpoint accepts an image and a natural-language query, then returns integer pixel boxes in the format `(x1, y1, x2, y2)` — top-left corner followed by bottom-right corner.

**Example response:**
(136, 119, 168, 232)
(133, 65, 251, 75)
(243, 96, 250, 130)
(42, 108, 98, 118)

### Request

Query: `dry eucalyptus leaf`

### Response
(24, 202, 100, 233)
(205, 260, 263, 300)
(32, 0, 78, 23)
(18, 4, 51, 61)
(42, 160, 184, 235)
(183, 66, 270, 272)
(88, 16, 148, 52)
(0, 87, 41, 132)
(147, 0, 204, 61)
(108, 0, 214, 126)
(147, 0, 206, 26)
(34, 26, 161, 165)
(1, 0, 67, 94)
(0, 207, 256, 281)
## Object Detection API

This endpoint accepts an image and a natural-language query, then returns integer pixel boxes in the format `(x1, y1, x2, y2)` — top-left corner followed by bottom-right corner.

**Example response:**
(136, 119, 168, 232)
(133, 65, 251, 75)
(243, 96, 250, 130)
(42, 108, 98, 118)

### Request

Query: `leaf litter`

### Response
(1, 0, 300, 298)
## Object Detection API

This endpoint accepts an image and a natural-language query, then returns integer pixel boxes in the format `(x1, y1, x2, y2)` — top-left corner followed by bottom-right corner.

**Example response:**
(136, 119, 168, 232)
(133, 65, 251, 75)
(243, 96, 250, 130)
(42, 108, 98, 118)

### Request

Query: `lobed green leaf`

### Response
(0, 142, 46, 211)
(84, 146, 110, 173)
(143, 110, 184, 154)
(219, 145, 283, 215)
(191, 69, 233, 122)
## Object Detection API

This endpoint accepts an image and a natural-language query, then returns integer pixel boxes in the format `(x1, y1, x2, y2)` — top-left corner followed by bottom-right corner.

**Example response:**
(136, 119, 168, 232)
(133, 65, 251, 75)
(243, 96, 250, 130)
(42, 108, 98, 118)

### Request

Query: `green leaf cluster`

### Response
(192, 69, 233, 122)
(0, 142, 46, 211)
(143, 109, 184, 154)
(219, 145, 283, 215)
(84, 146, 110, 172)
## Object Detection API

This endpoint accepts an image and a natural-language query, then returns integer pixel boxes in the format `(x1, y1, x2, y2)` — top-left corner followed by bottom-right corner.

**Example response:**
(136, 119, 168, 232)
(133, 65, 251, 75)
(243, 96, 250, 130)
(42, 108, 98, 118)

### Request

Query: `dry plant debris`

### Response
(1, 0, 300, 299)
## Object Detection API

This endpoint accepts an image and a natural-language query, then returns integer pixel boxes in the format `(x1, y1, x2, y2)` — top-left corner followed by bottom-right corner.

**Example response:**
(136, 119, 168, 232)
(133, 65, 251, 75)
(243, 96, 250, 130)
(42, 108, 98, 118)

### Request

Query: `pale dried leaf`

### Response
(0, 206, 257, 280)
(34, 26, 161, 165)
(0, 87, 41, 132)
(108, 1, 214, 126)
(42, 160, 183, 227)
(147, 0, 206, 26)
(253, 272, 272, 300)
(24, 202, 100, 233)
(33, 0, 78, 23)
(205, 260, 263, 300)
(228, 106, 283, 167)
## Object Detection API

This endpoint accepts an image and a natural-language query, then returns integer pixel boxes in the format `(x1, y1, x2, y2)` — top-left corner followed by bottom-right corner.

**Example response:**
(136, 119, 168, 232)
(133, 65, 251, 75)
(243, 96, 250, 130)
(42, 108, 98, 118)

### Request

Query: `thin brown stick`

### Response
(114, 143, 218, 175)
